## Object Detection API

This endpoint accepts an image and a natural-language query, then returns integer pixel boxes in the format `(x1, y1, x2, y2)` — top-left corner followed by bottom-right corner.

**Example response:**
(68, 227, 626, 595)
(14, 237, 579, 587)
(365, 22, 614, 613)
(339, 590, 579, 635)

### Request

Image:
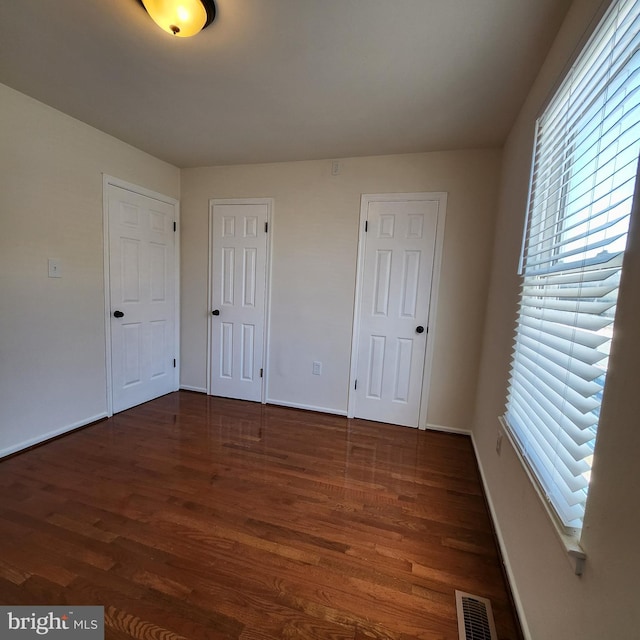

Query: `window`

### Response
(505, 0, 640, 532)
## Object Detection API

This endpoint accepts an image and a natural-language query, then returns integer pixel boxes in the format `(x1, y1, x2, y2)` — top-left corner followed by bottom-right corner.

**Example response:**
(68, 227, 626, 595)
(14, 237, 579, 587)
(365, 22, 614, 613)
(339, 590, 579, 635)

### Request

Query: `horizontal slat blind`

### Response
(505, 0, 640, 529)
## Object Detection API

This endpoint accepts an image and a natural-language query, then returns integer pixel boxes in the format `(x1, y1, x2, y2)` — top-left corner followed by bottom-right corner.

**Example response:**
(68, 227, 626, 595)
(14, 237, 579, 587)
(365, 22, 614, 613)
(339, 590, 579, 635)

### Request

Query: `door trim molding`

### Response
(347, 192, 447, 429)
(207, 198, 273, 403)
(102, 175, 180, 417)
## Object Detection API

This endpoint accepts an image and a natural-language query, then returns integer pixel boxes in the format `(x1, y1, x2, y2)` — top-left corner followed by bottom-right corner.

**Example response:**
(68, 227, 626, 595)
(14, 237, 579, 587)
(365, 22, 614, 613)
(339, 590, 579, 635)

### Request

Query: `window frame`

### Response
(503, 0, 640, 567)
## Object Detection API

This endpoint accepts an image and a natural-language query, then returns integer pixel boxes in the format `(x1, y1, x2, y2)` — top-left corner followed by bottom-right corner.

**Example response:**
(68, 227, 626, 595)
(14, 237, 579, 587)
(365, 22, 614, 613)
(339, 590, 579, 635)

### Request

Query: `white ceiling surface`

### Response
(0, 0, 572, 168)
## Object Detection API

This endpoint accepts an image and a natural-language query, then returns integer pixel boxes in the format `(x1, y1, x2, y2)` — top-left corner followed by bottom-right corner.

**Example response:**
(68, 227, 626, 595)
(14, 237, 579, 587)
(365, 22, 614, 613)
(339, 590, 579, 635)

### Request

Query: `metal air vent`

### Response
(455, 590, 498, 640)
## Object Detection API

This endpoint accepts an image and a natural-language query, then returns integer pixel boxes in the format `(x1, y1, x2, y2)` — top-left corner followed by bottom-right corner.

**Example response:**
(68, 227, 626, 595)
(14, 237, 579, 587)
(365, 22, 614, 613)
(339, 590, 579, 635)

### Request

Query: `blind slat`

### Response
(514, 334, 607, 383)
(508, 395, 592, 493)
(510, 362, 599, 433)
(520, 295, 617, 316)
(520, 305, 615, 332)
(512, 351, 600, 415)
(517, 324, 609, 366)
(516, 342, 604, 401)
(519, 314, 609, 350)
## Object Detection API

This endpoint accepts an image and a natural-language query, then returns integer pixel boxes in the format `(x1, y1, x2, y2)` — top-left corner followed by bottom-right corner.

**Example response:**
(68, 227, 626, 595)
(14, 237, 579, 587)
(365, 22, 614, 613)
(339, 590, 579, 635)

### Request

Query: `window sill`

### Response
(498, 416, 586, 576)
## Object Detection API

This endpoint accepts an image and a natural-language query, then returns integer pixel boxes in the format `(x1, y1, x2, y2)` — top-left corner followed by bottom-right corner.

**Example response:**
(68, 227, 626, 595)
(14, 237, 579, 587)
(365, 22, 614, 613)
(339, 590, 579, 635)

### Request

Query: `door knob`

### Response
(416, 325, 425, 334)
(212, 309, 220, 316)
(113, 310, 124, 318)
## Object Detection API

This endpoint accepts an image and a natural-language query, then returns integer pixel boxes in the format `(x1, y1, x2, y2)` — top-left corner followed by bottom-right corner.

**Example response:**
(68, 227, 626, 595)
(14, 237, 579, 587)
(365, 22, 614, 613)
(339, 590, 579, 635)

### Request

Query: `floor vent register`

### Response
(455, 590, 498, 640)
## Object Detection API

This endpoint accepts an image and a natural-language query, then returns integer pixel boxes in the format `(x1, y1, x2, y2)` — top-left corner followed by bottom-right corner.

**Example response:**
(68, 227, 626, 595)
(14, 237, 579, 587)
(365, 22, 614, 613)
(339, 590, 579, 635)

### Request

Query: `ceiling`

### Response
(0, 0, 573, 168)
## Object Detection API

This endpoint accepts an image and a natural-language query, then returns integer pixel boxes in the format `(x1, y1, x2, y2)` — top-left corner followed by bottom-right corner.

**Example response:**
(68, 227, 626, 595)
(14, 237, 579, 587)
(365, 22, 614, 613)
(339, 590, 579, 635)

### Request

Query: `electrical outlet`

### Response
(312, 361, 322, 376)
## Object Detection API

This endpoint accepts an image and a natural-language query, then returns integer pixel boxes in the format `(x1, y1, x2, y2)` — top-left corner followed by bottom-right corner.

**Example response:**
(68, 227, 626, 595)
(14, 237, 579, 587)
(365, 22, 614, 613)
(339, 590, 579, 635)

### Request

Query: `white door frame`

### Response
(207, 198, 273, 403)
(102, 175, 180, 417)
(347, 192, 447, 429)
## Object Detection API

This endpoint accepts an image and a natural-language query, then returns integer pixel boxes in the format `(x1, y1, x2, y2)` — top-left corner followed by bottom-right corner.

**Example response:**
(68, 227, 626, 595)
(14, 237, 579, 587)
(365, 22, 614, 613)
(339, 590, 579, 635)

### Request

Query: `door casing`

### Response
(102, 175, 180, 416)
(348, 192, 447, 429)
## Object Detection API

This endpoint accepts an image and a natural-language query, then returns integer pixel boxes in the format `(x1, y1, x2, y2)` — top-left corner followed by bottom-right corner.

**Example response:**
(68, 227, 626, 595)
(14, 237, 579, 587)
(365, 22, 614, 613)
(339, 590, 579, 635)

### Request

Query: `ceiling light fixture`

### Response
(140, 0, 216, 37)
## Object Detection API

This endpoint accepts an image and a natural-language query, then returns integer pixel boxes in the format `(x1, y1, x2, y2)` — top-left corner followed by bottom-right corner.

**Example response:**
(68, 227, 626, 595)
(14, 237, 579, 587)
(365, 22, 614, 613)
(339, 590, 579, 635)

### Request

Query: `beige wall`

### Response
(181, 150, 501, 429)
(472, 0, 640, 637)
(0, 83, 180, 455)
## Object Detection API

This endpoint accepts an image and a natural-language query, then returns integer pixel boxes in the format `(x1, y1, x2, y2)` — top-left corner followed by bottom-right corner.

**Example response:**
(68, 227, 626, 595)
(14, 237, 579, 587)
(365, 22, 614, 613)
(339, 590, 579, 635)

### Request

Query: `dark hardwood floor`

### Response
(0, 392, 521, 639)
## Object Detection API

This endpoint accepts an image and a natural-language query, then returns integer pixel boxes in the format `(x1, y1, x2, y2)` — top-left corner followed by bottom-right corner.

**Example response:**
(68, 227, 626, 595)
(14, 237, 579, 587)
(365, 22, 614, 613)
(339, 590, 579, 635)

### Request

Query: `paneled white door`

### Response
(352, 195, 442, 427)
(107, 184, 178, 413)
(209, 200, 270, 402)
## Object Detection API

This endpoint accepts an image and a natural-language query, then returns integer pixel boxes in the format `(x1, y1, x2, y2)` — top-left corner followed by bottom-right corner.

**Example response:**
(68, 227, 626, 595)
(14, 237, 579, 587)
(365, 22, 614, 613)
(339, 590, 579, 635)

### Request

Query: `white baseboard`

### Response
(425, 422, 472, 435)
(180, 385, 207, 394)
(266, 398, 348, 417)
(0, 412, 109, 459)
(470, 433, 531, 640)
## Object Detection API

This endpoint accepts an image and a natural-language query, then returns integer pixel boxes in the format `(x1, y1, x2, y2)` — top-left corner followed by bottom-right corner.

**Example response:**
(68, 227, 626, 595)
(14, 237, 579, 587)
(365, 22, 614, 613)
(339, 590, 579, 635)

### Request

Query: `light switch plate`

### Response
(48, 259, 62, 278)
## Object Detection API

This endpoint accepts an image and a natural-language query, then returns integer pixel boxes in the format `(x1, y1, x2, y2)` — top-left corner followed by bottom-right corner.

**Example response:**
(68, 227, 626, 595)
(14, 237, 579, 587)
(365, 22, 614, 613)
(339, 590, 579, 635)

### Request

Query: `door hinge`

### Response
(173, 221, 177, 232)
(260, 368, 264, 378)
(364, 221, 368, 232)
(265, 221, 268, 233)
(354, 379, 358, 390)
(173, 359, 176, 368)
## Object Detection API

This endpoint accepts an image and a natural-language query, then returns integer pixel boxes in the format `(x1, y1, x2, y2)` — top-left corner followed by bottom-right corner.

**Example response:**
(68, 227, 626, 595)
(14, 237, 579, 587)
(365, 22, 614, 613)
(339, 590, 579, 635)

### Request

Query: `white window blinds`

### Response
(505, 0, 640, 530)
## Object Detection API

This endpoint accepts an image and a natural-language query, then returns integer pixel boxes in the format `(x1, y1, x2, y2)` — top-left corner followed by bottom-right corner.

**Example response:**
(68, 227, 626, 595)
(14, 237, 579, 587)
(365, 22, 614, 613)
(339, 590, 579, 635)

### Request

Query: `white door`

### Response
(352, 194, 444, 427)
(209, 199, 270, 402)
(107, 183, 178, 413)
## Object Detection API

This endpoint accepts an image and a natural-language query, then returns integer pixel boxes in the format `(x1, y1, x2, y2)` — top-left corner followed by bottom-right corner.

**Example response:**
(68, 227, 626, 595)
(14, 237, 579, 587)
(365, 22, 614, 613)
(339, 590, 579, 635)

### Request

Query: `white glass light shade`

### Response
(141, 0, 212, 37)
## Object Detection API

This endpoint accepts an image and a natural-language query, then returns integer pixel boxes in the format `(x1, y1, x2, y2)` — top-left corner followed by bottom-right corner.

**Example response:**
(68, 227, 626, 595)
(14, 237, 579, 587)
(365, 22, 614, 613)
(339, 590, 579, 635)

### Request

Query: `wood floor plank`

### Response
(0, 392, 522, 639)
